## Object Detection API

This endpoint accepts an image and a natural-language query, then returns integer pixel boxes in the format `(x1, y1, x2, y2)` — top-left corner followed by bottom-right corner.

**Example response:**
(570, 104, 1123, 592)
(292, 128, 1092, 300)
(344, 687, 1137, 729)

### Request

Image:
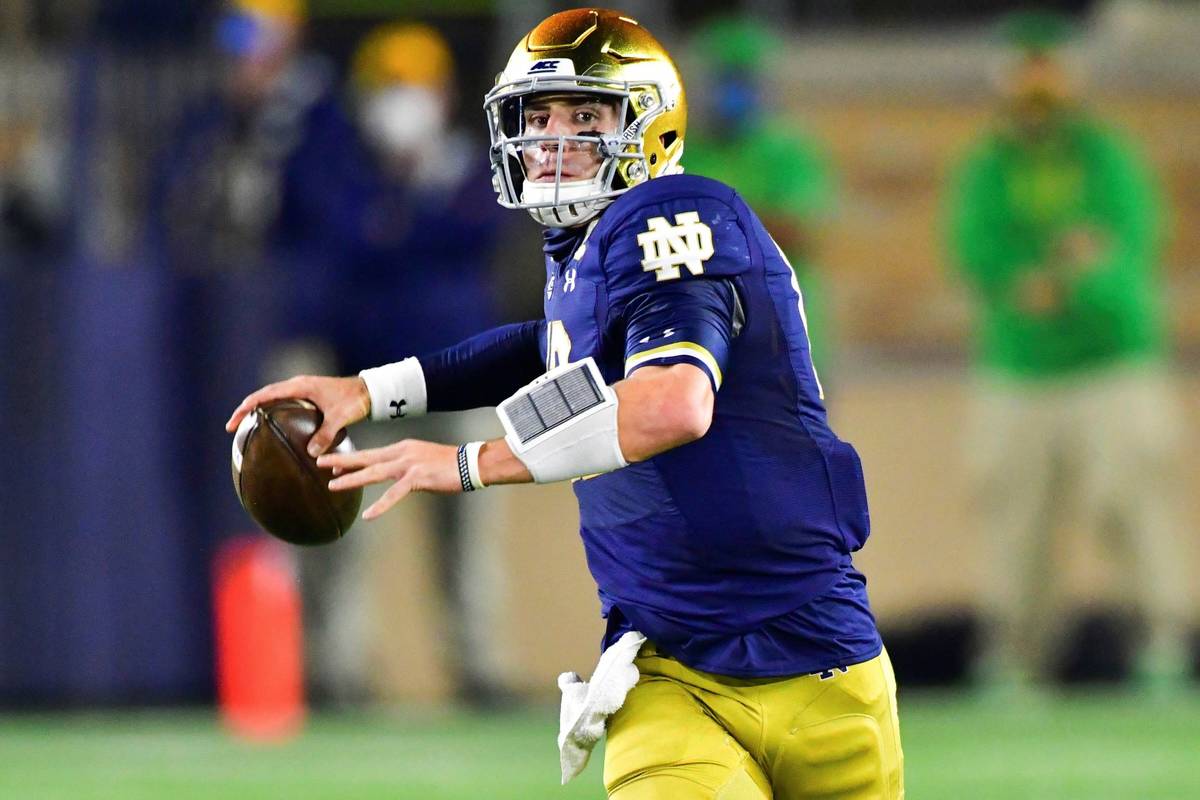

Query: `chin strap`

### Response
(522, 177, 612, 227)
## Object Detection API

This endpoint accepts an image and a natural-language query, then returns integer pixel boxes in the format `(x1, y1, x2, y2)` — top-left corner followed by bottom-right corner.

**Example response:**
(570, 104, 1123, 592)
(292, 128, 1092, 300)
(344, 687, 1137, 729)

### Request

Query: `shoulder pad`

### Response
(596, 175, 752, 300)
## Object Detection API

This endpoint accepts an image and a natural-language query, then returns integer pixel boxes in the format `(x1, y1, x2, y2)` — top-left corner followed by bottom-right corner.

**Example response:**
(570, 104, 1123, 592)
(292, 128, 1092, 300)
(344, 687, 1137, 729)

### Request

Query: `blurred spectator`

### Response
(684, 15, 836, 376)
(147, 0, 353, 276)
(0, 120, 67, 270)
(946, 11, 1191, 694)
(303, 20, 507, 371)
(294, 22, 513, 707)
(145, 0, 361, 700)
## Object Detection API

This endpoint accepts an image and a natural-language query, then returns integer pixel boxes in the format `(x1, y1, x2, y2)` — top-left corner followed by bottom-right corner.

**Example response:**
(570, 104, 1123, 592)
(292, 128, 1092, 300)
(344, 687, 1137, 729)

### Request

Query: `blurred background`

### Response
(1, 0, 1198, 797)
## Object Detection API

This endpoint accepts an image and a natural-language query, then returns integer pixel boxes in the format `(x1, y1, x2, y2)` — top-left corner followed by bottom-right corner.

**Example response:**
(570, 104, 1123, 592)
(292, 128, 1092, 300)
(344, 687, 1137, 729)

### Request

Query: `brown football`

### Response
(231, 399, 363, 546)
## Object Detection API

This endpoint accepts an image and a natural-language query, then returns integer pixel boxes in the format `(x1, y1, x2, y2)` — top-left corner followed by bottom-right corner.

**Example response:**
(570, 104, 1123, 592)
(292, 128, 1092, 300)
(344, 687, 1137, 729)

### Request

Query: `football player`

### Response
(228, 9, 903, 798)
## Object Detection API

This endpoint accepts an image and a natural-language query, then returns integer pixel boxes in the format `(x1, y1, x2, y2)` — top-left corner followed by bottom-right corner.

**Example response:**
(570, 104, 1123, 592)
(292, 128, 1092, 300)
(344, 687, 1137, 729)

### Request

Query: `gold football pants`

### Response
(604, 644, 903, 799)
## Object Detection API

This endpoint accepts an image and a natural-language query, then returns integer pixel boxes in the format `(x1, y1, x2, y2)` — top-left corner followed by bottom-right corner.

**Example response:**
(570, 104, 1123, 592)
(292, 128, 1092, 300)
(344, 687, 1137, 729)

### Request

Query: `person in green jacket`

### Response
(685, 15, 836, 380)
(946, 11, 1190, 694)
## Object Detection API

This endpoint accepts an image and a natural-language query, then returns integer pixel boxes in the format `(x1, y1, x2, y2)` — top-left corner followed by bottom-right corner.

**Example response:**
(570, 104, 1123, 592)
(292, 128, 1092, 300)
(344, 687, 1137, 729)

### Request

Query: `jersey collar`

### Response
(542, 217, 599, 263)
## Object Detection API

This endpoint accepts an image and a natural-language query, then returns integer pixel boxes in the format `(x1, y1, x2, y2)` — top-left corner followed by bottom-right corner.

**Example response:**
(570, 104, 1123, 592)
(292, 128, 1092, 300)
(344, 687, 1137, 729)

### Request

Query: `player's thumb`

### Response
(307, 423, 339, 457)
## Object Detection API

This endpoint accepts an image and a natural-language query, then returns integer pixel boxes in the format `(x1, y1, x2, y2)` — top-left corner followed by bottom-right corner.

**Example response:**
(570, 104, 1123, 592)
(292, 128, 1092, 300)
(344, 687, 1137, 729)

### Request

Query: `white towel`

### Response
(556, 630, 647, 784)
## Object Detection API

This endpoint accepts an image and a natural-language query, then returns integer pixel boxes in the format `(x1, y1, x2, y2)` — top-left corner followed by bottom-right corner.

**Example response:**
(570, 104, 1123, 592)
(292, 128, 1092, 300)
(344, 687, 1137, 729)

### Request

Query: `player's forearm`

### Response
(359, 321, 545, 420)
(476, 438, 533, 485)
(421, 320, 546, 411)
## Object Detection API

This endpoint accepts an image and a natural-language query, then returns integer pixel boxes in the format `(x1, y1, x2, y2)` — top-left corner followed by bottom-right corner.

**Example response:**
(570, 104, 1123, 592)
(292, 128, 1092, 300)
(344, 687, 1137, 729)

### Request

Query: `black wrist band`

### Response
(456, 444, 474, 492)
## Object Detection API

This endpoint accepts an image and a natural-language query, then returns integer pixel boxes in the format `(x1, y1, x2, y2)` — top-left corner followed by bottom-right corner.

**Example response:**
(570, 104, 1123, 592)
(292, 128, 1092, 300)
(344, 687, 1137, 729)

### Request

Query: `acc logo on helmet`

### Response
(527, 58, 575, 75)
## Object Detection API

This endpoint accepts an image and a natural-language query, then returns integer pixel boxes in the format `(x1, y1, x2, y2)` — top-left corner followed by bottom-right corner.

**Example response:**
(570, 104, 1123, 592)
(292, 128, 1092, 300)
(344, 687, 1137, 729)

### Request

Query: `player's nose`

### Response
(542, 109, 575, 138)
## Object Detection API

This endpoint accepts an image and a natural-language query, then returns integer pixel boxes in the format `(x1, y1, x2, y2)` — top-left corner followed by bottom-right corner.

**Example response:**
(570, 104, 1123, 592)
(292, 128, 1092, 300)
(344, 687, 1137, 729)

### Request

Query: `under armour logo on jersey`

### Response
(563, 268, 577, 293)
(637, 211, 714, 281)
(546, 276, 555, 300)
(638, 327, 675, 345)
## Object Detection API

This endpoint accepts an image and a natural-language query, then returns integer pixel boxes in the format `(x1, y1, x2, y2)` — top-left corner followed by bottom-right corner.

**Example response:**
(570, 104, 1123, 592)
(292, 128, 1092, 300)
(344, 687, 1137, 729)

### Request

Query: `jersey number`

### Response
(546, 320, 572, 370)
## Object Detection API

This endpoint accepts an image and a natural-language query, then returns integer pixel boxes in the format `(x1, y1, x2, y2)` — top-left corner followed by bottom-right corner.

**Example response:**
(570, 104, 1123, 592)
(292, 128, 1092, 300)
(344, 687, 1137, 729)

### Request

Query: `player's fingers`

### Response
(307, 422, 341, 457)
(317, 445, 389, 471)
(225, 380, 299, 431)
(328, 461, 397, 492)
(225, 398, 265, 432)
(316, 451, 351, 469)
(363, 480, 412, 520)
(308, 405, 368, 455)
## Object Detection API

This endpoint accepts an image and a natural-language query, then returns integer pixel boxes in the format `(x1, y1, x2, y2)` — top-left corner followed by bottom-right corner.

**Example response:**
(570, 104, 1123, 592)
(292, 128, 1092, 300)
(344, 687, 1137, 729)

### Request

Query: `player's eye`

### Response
(525, 113, 549, 129)
(575, 110, 597, 124)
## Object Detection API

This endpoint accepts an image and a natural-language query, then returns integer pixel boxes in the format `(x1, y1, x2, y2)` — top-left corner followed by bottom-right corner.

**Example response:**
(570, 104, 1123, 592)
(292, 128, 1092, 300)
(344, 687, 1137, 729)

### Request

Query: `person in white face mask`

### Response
(289, 22, 515, 708)
(350, 23, 468, 192)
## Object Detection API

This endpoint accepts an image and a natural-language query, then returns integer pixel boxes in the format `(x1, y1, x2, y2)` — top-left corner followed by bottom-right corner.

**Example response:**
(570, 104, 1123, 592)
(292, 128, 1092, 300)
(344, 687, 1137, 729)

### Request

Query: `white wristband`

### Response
(358, 357, 428, 421)
(464, 441, 486, 490)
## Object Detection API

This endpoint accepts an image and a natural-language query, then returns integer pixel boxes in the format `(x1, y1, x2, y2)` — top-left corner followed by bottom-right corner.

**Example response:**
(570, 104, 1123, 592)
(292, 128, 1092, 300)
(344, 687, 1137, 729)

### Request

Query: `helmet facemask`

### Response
(484, 75, 679, 227)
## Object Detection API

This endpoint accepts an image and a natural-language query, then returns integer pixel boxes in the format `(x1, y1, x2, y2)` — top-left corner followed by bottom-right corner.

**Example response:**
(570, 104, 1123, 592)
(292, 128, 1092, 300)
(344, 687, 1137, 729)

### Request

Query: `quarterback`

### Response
(228, 8, 903, 798)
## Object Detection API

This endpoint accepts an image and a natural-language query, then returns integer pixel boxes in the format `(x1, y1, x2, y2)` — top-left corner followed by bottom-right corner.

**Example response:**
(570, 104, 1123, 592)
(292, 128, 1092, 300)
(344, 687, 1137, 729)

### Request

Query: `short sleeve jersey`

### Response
(540, 174, 880, 677)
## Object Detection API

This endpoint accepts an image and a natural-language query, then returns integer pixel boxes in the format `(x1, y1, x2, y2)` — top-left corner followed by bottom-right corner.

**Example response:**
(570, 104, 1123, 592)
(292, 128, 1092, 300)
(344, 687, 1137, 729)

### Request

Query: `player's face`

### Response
(219, 16, 301, 109)
(520, 95, 621, 182)
(1004, 54, 1072, 138)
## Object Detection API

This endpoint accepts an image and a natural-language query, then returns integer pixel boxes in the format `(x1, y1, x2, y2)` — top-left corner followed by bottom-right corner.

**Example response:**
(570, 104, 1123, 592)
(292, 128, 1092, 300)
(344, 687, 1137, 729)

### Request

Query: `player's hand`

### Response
(317, 439, 462, 519)
(1053, 225, 1107, 275)
(1014, 271, 1064, 317)
(225, 375, 372, 457)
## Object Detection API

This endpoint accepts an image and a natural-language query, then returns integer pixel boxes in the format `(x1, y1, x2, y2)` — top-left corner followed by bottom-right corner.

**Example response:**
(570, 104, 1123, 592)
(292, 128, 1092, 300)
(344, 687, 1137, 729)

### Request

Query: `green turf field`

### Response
(2, 691, 1198, 799)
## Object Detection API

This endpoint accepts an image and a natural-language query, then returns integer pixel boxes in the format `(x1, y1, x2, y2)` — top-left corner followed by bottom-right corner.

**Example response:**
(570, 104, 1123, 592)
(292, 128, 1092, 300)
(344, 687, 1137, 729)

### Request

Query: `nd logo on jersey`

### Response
(638, 211, 714, 281)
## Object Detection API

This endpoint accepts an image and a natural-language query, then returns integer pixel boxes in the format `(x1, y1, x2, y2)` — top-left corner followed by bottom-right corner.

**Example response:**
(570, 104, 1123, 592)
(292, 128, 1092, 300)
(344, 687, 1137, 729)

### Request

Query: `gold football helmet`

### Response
(484, 8, 687, 226)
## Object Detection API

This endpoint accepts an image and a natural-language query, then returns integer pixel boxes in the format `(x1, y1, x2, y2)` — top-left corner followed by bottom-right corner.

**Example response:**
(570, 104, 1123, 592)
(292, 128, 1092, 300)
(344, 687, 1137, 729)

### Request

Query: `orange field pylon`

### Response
(213, 535, 306, 741)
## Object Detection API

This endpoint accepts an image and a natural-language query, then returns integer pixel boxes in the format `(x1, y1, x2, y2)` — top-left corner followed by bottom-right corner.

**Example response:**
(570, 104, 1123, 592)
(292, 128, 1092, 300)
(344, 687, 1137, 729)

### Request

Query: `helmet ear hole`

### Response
(649, 153, 658, 165)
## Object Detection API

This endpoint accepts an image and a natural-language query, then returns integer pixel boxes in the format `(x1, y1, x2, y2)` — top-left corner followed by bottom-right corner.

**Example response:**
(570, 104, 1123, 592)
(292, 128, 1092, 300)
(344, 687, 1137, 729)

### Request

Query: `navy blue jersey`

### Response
(540, 174, 881, 677)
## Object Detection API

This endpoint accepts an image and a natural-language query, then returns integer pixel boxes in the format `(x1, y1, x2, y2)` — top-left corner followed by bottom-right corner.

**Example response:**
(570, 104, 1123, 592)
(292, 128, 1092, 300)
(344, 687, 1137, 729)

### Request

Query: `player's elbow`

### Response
(676, 384, 714, 443)
(657, 366, 714, 444)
